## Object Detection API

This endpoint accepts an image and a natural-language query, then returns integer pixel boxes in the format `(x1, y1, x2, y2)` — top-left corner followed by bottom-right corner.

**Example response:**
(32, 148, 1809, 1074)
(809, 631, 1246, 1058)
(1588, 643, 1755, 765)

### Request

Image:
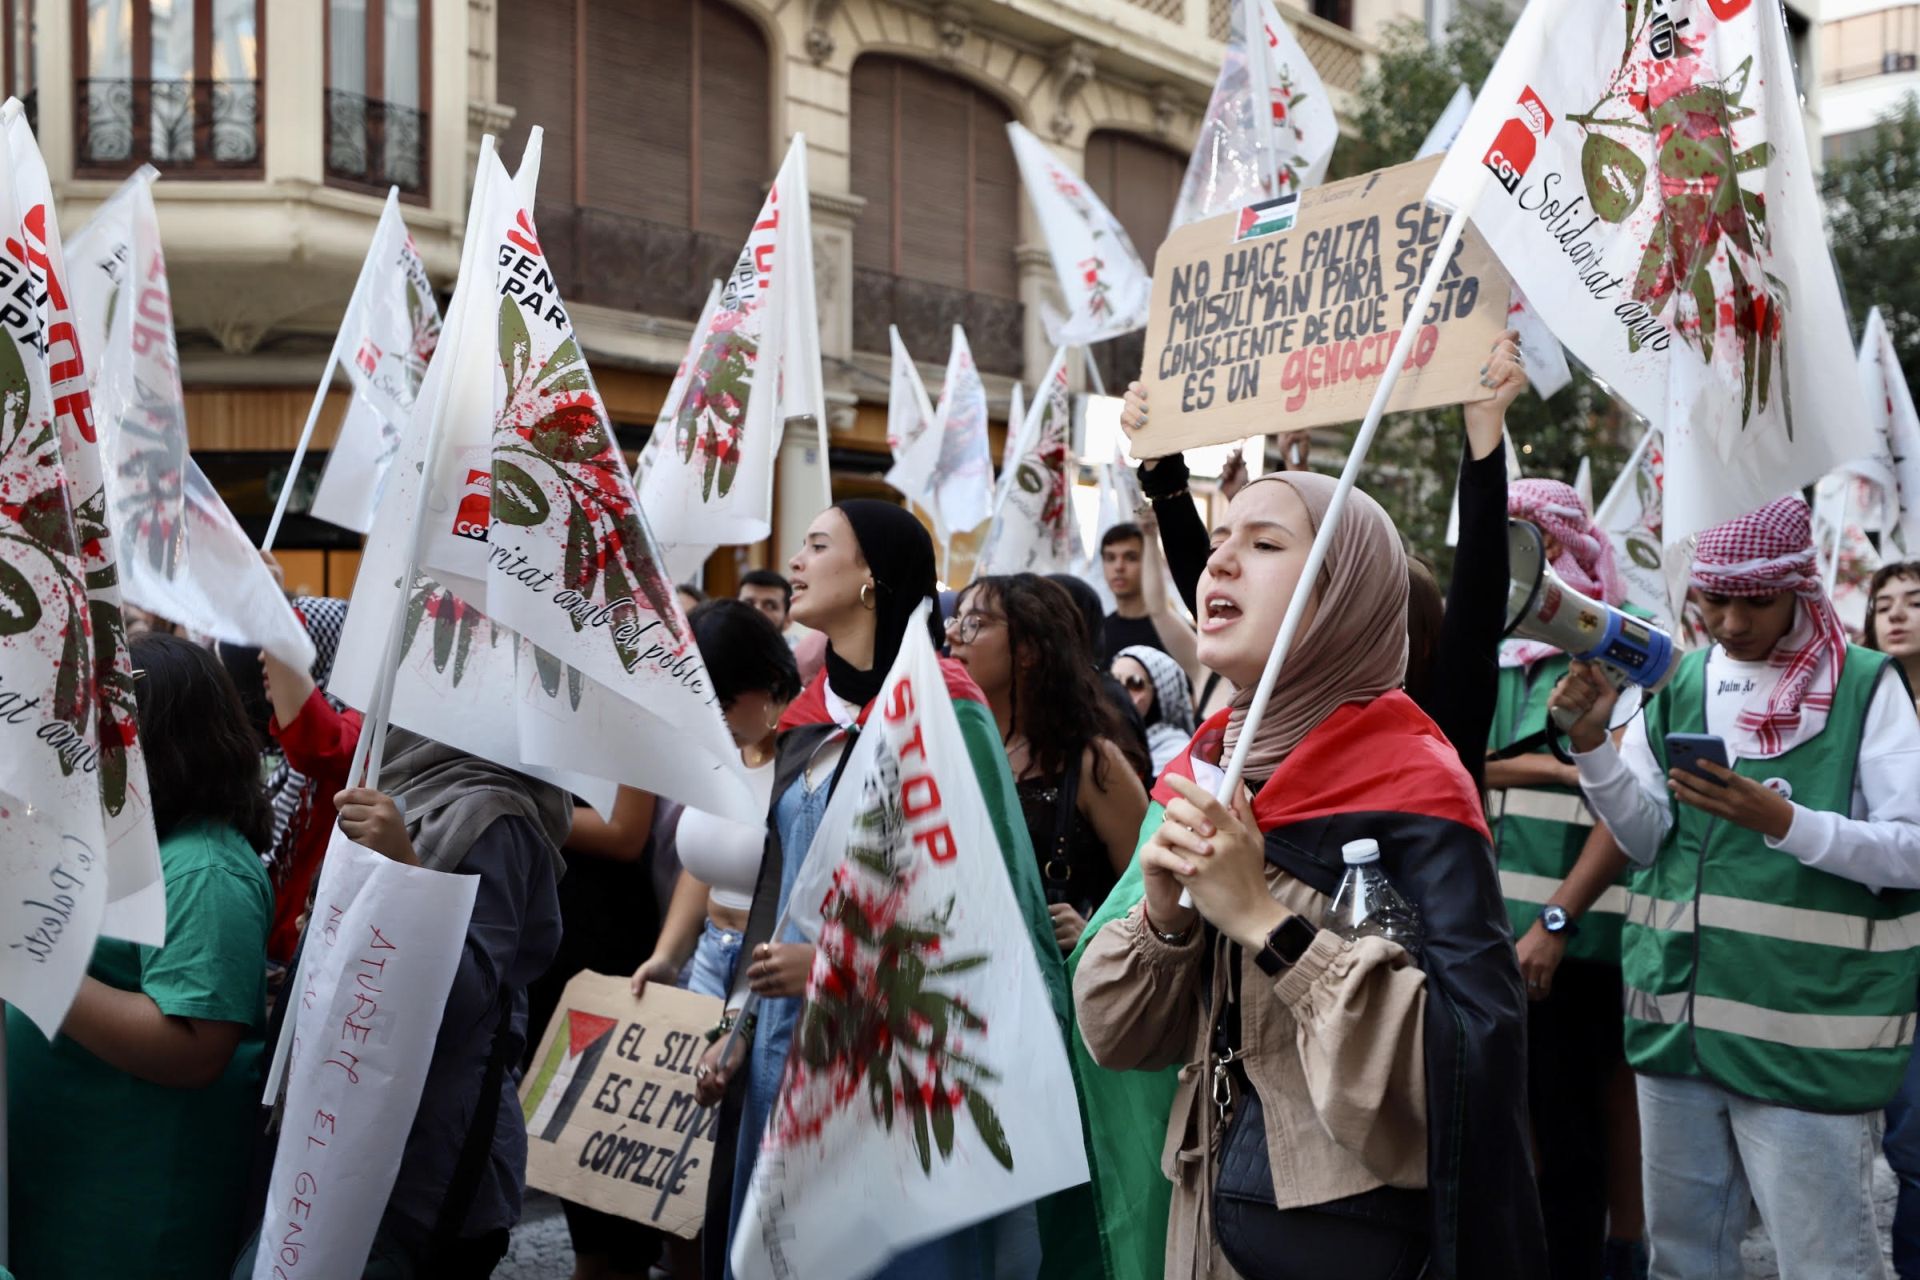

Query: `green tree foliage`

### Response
(1327, 6, 1635, 572)
(1822, 94, 1920, 396)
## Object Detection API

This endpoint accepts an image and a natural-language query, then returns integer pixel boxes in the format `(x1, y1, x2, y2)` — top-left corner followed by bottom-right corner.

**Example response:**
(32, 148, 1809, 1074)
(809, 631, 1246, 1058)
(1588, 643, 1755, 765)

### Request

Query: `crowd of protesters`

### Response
(14, 326, 1920, 1280)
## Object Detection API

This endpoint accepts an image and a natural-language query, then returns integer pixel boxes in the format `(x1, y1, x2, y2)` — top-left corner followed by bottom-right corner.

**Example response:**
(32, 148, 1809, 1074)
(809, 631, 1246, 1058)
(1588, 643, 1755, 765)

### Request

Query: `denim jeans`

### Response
(1637, 1073, 1888, 1280)
(686, 917, 744, 1001)
(1884, 1043, 1920, 1278)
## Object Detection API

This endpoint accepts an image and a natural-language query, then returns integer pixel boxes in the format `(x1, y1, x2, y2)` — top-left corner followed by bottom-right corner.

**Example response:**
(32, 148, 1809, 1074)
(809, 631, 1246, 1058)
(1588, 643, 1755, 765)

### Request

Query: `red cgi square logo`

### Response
(1706, 0, 1752, 18)
(1483, 86, 1554, 195)
(355, 338, 382, 377)
(452, 469, 492, 541)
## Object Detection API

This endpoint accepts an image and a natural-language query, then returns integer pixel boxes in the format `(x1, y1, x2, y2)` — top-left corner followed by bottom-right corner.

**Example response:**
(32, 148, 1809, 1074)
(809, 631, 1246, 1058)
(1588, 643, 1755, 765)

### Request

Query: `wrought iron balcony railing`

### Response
(325, 90, 428, 196)
(77, 77, 260, 173)
(853, 268, 1025, 377)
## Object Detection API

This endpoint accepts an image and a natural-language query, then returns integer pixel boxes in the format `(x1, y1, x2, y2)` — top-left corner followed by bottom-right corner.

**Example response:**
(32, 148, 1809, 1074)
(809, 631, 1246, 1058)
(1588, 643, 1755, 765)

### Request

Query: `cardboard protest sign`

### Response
(1137, 156, 1507, 457)
(520, 972, 723, 1238)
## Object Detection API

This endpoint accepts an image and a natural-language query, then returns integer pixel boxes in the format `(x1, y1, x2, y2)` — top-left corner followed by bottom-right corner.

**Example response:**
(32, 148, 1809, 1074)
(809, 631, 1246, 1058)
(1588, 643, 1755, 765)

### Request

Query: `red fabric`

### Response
(1689, 495, 1847, 755)
(776, 656, 986, 732)
(265, 688, 363, 964)
(1154, 690, 1490, 841)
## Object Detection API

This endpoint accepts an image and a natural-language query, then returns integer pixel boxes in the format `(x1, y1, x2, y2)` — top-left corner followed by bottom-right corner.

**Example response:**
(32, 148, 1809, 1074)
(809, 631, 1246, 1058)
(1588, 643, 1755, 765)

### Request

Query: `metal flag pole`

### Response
(261, 186, 403, 551)
(1179, 207, 1475, 905)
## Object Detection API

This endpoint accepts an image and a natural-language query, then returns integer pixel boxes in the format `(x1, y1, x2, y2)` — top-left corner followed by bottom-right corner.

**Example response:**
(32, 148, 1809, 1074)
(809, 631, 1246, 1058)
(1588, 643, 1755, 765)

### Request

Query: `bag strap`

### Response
(427, 986, 517, 1259)
(1041, 747, 1085, 901)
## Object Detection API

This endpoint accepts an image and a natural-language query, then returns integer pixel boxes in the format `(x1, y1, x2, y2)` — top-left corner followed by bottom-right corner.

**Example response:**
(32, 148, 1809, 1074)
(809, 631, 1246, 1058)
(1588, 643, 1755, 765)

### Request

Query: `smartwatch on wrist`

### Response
(1251, 914, 1319, 976)
(1540, 904, 1578, 936)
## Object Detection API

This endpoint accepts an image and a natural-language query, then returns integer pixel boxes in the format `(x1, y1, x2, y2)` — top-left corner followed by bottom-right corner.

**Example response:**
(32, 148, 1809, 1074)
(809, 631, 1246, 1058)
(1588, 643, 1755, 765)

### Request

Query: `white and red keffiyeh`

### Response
(1503, 478, 1625, 668)
(1689, 496, 1849, 757)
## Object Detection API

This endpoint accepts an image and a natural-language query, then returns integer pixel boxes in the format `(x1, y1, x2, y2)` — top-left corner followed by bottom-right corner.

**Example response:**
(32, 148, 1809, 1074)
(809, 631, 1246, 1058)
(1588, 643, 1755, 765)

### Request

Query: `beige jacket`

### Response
(1073, 869, 1427, 1280)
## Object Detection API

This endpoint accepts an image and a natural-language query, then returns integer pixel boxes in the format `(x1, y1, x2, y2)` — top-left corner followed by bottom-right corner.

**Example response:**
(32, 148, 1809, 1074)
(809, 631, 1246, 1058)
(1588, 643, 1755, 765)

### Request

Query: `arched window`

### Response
(1083, 128, 1186, 391)
(496, 0, 772, 322)
(849, 55, 1022, 375)
(75, 0, 264, 175)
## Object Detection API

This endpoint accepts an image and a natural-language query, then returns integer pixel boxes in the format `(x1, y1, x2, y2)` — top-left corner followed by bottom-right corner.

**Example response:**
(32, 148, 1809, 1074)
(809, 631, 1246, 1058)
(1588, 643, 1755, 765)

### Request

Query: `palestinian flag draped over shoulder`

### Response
(733, 608, 1088, 1280)
(1428, 0, 1873, 561)
(330, 137, 758, 823)
(309, 189, 445, 535)
(636, 136, 825, 554)
(63, 168, 315, 669)
(974, 348, 1080, 577)
(0, 108, 162, 1033)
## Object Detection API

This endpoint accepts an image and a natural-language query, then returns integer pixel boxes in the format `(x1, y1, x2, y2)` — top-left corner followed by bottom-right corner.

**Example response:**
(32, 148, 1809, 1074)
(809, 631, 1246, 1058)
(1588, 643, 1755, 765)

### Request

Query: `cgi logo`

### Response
(1706, 0, 1752, 17)
(452, 469, 492, 542)
(1483, 86, 1554, 195)
(355, 338, 382, 377)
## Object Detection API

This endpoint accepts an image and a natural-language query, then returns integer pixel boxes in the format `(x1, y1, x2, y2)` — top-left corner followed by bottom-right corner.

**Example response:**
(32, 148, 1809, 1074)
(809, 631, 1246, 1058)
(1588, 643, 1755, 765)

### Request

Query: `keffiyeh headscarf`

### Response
(1502, 478, 1624, 668)
(1690, 495, 1848, 756)
(1119, 644, 1195, 774)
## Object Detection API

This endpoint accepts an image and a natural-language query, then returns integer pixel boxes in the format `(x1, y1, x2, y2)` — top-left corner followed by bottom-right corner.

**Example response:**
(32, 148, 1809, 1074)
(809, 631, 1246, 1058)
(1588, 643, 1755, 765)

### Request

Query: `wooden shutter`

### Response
(897, 61, 972, 292)
(584, 0, 689, 222)
(496, 0, 576, 210)
(696, 0, 770, 236)
(1084, 129, 1185, 274)
(850, 58, 896, 274)
(968, 91, 1018, 300)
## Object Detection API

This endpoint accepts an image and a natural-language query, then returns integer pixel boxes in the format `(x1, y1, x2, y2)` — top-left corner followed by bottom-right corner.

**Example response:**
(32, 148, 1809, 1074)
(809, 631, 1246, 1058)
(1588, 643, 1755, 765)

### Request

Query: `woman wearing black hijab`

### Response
(696, 500, 1084, 1280)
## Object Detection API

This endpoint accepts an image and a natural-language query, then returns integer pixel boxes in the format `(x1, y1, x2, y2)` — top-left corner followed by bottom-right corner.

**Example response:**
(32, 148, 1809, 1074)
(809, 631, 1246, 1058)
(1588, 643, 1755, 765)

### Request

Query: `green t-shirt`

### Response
(7, 821, 271, 1280)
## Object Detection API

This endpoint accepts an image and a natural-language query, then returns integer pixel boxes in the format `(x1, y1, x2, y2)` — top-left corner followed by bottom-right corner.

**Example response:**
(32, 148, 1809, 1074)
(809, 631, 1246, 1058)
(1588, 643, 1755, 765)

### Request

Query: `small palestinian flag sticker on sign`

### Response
(523, 1008, 620, 1143)
(1236, 193, 1299, 242)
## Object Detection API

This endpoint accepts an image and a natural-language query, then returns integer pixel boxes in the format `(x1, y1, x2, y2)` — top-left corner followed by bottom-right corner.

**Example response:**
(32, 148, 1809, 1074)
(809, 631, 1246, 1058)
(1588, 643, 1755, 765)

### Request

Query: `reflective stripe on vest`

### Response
(1623, 891, 1920, 953)
(1624, 986, 1916, 1054)
(1499, 870, 1626, 917)
(1492, 788, 1594, 826)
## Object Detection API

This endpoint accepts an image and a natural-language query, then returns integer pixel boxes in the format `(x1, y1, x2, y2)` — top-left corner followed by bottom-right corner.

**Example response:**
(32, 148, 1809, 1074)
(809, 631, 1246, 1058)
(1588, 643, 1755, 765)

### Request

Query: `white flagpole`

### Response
(1180, 207, 1473, 902)
(1242, 0, 1279, 196)
(262, 186, 404, 551)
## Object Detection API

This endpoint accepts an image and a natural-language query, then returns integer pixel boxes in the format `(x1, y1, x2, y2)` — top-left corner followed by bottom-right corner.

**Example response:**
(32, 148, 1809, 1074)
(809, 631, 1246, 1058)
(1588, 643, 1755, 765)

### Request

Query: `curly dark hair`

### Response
(690, 598, 803, 706)
(962, 574, 1149, 786)
(131, 633, 273, 853)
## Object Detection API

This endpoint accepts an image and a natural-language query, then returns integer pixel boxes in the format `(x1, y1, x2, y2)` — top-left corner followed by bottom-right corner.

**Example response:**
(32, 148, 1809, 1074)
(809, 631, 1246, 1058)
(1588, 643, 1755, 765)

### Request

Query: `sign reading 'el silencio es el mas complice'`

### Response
(1135, 155, 1511, 457)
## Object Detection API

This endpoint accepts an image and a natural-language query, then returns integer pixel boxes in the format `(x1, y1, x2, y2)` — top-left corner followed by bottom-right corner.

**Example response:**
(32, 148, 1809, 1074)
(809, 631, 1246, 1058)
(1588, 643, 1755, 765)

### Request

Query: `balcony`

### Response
(852, 269, 1025, 377)
(1824, 5, 1920, 84)
(76, 78, 261, 175)
(533, 206, 742, 325)
(325, 90, 428, 198)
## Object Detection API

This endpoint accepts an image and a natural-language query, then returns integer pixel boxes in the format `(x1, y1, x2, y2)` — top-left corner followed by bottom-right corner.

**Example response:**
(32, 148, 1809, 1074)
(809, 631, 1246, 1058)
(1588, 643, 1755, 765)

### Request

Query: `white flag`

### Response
(65, 170, 315, 670)
(889, 327, 995, 543)
(637, 136, 826, 551)
(736, 609, 1088, 1280)
(1415, 84, 1475, 159)
(0, 111, 163, 1032)
(976, 349, 1080, 577)
(1002, 382, 1025, 477)
(1007, 123, 1151, 345)
(1812, 471, 1885, 636)
(251, 830, 478, 1280)
(1574, 454, 1593, 513)
(636, 280, 725, 578)
(330, 141, 758, 824)
(884, 325, 938, 502)
(309, 190, 444, 533)
(1850, 307, 1920, 554)
(1595, 428, 1673, 628)
(1170, 0, 1338, 230)
(1428, 0, 1874, 563)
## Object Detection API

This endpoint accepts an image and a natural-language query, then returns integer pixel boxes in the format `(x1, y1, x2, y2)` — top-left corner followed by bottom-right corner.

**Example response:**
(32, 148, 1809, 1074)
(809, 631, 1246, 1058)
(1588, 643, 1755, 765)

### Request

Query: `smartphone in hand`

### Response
(1665, 733, 1731, 787)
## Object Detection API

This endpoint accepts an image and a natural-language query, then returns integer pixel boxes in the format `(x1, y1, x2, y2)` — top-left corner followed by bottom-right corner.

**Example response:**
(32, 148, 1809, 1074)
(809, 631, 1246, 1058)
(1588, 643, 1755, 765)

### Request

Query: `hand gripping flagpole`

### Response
(262, 186, 403, 552)
(1181, 205, 1475, 903)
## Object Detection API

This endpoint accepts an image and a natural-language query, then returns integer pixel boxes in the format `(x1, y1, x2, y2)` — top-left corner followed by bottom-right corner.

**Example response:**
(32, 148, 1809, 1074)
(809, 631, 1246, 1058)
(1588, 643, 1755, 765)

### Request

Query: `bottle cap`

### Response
(1341, 838, 1380, 865)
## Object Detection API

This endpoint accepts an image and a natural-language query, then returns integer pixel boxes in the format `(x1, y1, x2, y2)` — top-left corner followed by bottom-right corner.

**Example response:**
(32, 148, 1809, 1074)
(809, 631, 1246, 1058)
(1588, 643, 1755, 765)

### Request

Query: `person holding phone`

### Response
(1550, 495, 1920, 1280)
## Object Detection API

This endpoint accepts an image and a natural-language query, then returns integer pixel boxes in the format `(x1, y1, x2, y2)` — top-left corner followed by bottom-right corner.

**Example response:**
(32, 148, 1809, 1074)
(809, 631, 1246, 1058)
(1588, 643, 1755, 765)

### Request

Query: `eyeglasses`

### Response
(1117, 673, 1150, 693)
(943, 612, 1005, 646)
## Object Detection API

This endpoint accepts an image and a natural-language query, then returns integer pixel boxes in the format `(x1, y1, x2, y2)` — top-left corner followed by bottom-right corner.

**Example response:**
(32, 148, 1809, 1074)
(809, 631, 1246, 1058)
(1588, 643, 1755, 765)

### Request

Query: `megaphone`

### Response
(1505, 519, 1676, 727)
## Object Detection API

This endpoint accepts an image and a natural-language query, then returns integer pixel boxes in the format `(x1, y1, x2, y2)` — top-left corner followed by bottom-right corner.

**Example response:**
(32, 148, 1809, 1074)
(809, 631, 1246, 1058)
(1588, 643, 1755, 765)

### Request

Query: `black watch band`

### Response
(1252, 914, 1318, 976)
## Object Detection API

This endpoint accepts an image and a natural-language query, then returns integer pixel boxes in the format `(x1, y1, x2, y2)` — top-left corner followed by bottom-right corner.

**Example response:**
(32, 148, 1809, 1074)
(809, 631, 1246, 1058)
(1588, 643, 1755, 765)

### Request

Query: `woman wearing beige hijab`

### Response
(1071, 473, 1544, 1280)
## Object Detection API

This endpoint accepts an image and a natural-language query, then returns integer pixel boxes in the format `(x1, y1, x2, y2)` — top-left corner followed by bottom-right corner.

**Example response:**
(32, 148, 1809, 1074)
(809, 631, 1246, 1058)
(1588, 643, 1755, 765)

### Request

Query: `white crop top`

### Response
(676, 757, 777, 913)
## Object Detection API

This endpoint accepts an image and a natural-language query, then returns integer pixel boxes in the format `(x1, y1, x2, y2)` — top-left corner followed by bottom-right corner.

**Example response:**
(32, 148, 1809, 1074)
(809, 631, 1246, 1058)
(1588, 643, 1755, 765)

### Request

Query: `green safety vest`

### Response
(1623, 644, 1920, 1113)
(1489, 650, 1628, 965)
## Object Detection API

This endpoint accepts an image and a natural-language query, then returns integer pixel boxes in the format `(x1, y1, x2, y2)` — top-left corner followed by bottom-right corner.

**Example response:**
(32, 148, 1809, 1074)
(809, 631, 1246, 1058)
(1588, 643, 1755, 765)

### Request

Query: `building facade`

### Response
(16, 0, 1414, 593)
(1819, 0, 1920, 156)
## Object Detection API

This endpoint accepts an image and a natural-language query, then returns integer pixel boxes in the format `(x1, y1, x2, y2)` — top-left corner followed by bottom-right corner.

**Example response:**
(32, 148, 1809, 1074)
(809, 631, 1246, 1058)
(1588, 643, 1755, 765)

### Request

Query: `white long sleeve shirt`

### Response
(1575, 647, 1920, 892)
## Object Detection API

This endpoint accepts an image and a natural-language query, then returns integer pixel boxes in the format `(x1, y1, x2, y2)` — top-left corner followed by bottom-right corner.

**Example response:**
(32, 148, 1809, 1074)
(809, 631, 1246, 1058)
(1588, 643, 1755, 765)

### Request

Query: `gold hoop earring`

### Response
(859, 582, 877, 610)
(764, 705, 781, 731)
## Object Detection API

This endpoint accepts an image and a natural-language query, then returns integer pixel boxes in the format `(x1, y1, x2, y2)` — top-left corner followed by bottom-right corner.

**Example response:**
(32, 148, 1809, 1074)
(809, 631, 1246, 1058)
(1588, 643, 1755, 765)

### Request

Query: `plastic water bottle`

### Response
(1323, 839, 1423, 951)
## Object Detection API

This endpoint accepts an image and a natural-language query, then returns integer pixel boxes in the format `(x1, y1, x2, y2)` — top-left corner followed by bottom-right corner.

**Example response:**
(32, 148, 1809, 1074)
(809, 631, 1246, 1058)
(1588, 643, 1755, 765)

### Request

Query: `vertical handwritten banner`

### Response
(252, 829, 478, 1280)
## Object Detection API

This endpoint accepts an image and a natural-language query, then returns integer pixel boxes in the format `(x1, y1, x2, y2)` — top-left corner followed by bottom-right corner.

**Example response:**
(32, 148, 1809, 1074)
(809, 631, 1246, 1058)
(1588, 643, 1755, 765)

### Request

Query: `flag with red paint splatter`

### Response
(637, 136, 826, 553)
(1170, 0, 1338, 231)
(1008, 122, 1152, 346)
(1430, 0, 1874, 562)
(64, 167, 316, 670)
(975, 348, 1082, 577)
(331, 137, 759, 824)
(0, 108, 162, 1036)
(734, 609, 1088, 1280)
